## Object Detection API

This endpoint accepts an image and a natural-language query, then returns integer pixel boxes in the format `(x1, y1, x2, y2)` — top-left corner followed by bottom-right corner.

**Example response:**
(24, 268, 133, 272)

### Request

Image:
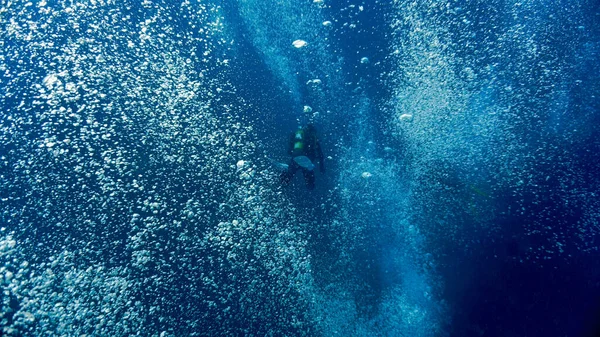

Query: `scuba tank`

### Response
(293, 129, 305, 156)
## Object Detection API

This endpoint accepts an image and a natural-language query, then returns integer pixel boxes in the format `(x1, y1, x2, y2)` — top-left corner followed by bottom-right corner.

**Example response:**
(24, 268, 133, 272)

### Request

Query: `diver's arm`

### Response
(316, 139, 325, 173)
(288, 132, 295, 156)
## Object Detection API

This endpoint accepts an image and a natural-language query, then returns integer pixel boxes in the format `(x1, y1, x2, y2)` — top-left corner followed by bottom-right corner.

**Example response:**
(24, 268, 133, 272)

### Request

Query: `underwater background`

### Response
(1, 0, 599, 336)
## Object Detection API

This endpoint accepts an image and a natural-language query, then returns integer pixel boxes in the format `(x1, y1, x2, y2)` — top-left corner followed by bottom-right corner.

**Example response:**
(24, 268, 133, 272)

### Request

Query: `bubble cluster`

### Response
(311, 96, 445, 335)
(1, 1, 315, 335)
(386, 0, 600, 259)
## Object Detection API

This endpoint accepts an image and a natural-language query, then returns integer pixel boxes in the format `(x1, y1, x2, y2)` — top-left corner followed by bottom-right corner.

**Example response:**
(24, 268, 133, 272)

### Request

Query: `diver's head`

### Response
(302, 105, 319, 125)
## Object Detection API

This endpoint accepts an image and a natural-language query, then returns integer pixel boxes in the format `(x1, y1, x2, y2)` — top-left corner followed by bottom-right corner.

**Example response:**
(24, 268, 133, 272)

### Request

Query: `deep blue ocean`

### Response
(1, 0, 599, 336)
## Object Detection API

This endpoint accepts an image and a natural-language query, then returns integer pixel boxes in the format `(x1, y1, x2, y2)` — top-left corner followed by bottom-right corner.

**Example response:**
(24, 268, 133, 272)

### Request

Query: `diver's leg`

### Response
(303, 168, 315, 190)
(280, 160, 298, 185)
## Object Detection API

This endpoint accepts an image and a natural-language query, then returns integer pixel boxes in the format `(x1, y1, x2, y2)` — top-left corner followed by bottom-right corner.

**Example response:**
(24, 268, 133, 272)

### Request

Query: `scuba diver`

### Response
(280, 124, 325, 189)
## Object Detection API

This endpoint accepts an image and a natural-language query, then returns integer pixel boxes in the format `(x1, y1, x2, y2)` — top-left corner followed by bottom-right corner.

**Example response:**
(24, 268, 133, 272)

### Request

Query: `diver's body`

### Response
(280, 124, 325, 189)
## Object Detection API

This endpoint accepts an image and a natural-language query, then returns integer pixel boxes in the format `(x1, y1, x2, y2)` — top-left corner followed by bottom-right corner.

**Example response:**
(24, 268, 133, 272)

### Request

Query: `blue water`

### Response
(1, 0, 599, 336)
